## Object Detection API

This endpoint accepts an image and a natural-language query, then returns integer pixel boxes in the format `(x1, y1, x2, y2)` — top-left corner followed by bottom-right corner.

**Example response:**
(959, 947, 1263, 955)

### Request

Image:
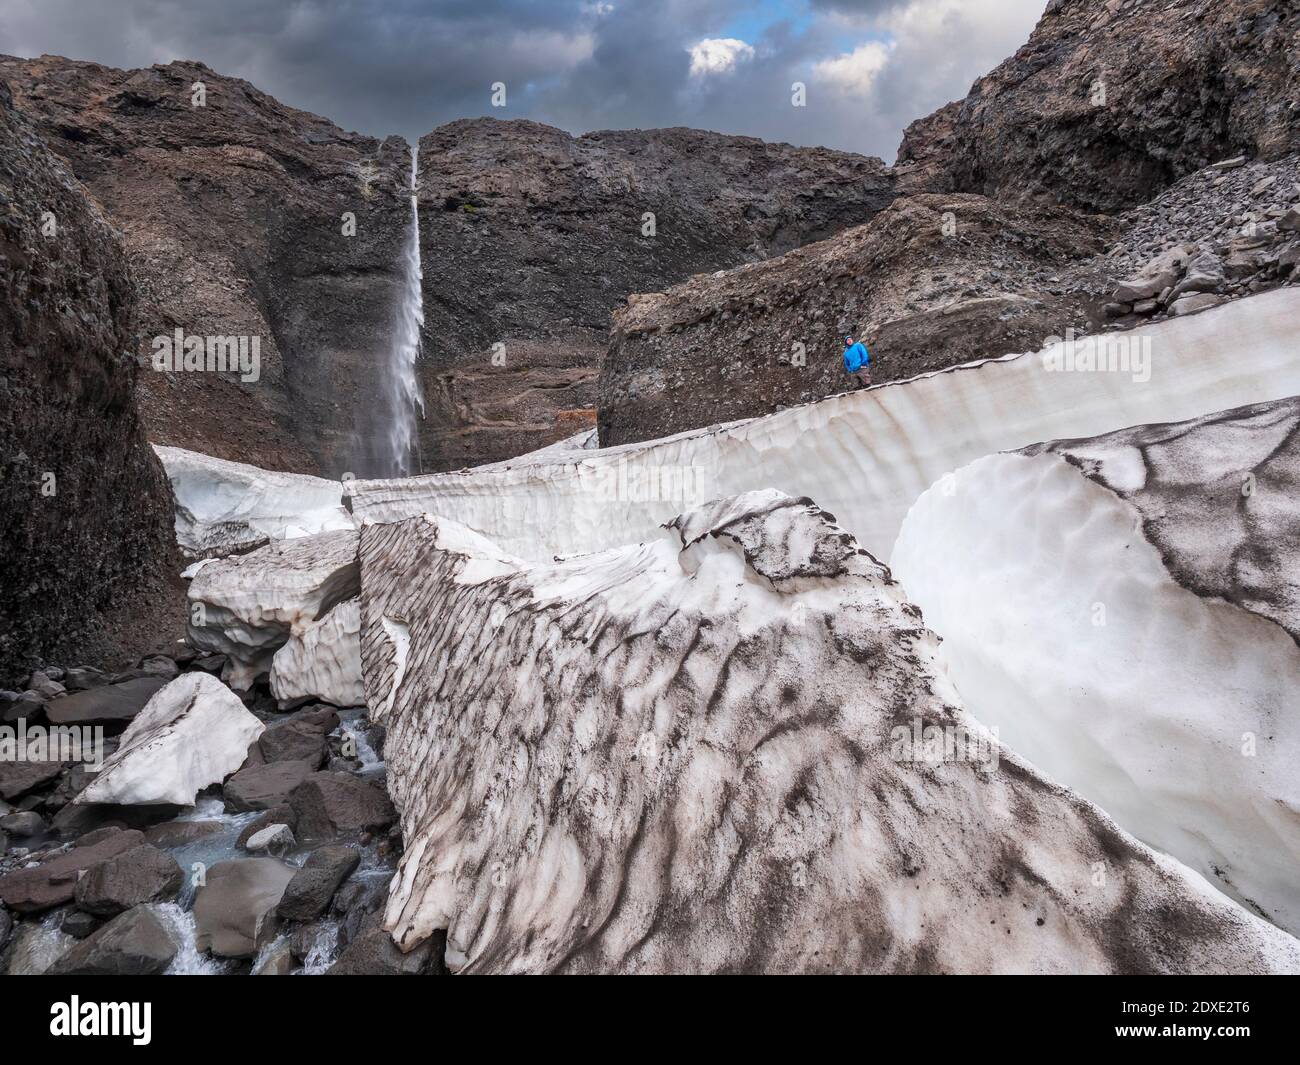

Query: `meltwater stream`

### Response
(380, 145, 426, 478)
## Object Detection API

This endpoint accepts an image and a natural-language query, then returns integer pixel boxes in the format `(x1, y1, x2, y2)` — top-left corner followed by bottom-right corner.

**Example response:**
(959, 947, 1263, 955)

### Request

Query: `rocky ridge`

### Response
(0, 77, 178, 683)
(598, 0, 1300, 446)
(0, 54, 413, 478)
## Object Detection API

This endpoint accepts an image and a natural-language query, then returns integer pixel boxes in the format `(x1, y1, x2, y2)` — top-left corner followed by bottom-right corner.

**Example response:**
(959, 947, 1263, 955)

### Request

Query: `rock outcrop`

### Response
(599, 0, 1300, 448)
(0, 54, 413, 477)
(600, 193, 1113, 445)
(357, 494, 1299, 973)
(896, 0, 1300, 213)
(0, 76, 176, 684)
(413, 121, 896, 470)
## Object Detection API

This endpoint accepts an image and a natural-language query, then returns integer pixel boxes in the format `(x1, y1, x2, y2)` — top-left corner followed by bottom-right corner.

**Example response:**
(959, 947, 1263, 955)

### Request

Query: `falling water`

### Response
(381, 145, 426, 478)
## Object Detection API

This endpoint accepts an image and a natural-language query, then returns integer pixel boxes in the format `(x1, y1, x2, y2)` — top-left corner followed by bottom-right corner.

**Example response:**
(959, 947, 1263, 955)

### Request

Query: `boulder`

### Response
(289, 772, 395, 840)
(0, 689, 45, 724)
(48, 904, 179, 975)
(60, 909, 101, 939)
(0, 755, 67, 801)
(255, 706, 338, 767)
(143, 820, 224, 848)
(224, 760, 316, 813)
(0, 827, 146, 913)
(192, 858, 296, 958)
(236, 804, 299, 849)
(73, 843, 184, 916)
(140, 655, 180, 679)
(277, 845, 360, 921)
(74, 673, 264, 806)
(1169, 292, 1226, 316)
(0, 810, 46, 837)
(62, 667, 108, 691)
(44, 677, 170, 727)
(252, 938, 295, 975)
(244, 823, 296, 855)
(327, 925, 445, 976)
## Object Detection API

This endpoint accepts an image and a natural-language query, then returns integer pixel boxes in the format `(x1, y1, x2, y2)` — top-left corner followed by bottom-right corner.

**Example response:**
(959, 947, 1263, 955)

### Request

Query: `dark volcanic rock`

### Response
(276, 844, 360, 920)
(0, 76, 176, 684)
(897, 0, 1300, 213)
(599, 193, 1113, 445)
(289, 771, 395, 839)
(48, 903, 178, 975)
(327, 923, 446, 975)
(193, 857, 295, 958)
(256, 706, 338, 767)
(224, 759, 316, 812)
(0, 755, 69, 801)
(144, 819, 223, 848)
(73, 842, 184, 915)
(0, 827, 146, 912)
(43, 676, 169, 726)
(414, 119, 896, 470)
(0, 54, 411, 478)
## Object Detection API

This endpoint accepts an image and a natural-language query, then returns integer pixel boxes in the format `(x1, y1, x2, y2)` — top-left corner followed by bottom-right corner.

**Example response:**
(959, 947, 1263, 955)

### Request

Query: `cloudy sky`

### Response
(0, 0, 1045, 160)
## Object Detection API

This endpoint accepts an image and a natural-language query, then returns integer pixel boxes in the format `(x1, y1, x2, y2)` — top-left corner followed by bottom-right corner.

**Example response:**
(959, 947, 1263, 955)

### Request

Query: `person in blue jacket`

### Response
(842, 334, 871, 388)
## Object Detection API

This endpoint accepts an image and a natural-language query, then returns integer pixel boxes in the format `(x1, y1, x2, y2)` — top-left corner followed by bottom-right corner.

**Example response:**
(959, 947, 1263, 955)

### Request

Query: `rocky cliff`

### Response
(0, 55, 413, 478)
(414, 119, 896, 470)
(2, 57, 899, 476)
(598, 0, 1300, 447)
(897, 0, 1300, 213)
(0, 78, 176, 683)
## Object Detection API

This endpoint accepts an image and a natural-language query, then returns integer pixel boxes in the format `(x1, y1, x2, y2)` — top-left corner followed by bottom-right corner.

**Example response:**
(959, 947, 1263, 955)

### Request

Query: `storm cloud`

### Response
(0, 0, 1045, 160)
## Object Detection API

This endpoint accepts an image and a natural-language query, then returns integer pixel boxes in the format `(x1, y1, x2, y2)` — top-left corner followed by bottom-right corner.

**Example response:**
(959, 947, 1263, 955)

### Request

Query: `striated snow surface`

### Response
(891, 397, 1300, 936)
(76, 673, 264, 806)
(357, 490, 1300, 974)
(155, 444, 355, 559)
(269, 598, 364, 708)
(187, 530, 360, 689)
(349, 289, 1300, 561)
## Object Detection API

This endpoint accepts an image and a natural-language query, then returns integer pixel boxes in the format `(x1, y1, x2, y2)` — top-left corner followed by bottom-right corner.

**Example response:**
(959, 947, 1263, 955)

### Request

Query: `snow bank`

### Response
(76, 673, 264, 807)
(155, 445, 355, 559)
(358, 491, 1300, 973)
(269, 598, 364, 709)
(350, 288, 1300, 561)
(891, 398, 1300, 936)
(187, 530, 360, 689)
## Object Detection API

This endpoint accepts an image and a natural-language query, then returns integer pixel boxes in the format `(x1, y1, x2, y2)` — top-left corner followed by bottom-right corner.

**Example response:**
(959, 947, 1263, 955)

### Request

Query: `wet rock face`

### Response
(0, 54, 411, 478)
(896, 0, 1300, 213)
(599, 193, 1114, 446)
(0, 77, 176, 685)
(414, 118, 896, 471)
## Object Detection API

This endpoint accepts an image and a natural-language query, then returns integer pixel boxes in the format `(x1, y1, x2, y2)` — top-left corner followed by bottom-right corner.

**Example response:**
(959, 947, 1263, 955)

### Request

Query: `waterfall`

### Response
(381, 144, 425, 478)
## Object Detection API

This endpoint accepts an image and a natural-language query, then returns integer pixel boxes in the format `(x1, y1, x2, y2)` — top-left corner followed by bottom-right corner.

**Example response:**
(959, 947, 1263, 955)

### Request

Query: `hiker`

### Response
(842, 334, 871, 387)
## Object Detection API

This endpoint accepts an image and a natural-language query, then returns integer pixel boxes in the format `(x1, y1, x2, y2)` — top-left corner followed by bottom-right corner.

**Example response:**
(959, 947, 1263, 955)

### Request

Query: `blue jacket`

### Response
(842, 341, 869, 373)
